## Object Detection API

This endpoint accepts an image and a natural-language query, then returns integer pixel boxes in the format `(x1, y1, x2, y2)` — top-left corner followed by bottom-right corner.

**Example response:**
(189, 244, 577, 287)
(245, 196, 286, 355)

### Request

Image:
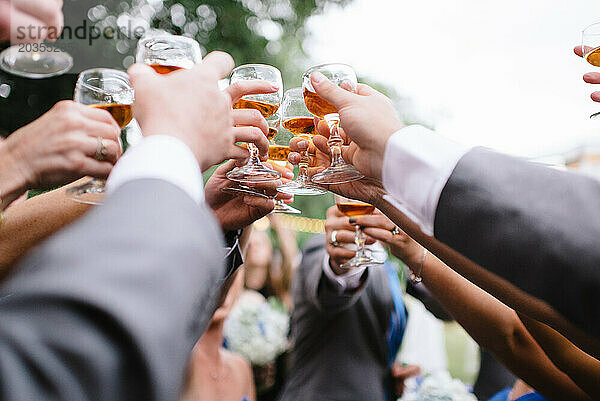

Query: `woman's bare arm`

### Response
(0, 179, 93, 279)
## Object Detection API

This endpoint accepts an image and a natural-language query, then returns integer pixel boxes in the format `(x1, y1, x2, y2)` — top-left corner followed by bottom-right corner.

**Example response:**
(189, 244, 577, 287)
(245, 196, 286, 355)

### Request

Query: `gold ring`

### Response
(94, 137, 109, 161)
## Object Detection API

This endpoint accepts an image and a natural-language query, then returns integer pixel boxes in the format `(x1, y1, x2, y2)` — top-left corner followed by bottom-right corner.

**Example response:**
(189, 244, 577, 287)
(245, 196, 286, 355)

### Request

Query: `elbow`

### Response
(486, 323, 532, 362)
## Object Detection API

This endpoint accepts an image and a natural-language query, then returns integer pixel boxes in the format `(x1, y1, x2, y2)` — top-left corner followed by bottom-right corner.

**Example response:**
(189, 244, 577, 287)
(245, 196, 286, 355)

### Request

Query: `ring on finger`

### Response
(94, 137, 109, 161)
(329, 230, 340, 247)
(391, 226, 401, 236)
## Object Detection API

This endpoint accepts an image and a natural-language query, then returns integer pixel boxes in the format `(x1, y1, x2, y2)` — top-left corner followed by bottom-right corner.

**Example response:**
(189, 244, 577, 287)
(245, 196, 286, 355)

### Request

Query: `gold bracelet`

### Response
(409, 248, 428, 283)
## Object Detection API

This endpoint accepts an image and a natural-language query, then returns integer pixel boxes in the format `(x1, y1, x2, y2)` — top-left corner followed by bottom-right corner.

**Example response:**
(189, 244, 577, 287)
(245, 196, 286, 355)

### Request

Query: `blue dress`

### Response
(488, 388, 551, 401)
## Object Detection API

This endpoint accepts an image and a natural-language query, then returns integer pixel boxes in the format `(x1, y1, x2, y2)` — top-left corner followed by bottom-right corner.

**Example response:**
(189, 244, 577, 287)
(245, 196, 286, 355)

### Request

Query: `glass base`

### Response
(0, 46, 73, 79)
(591, 112, 600, 120)
(277, 180, 327, 196)
(220, 185, 271, 199)
(226, 163, 281, 183)
(312, 164, 364, 185)
(340, 254, 384, 270)
(66, 179, 105, 205)
(272, 202, 301, 214)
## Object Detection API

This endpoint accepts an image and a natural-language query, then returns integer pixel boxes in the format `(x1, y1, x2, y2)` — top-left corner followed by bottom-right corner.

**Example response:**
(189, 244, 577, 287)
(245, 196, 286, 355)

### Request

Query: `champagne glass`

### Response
(267, 127, 301, 214)
(136, 34, 202, 72)
(226, 64, 283, 183)
(0, 43, 72, 79)
(67, 69, 134, 204)
(303, 64, 363, 184)
(335, 195, 383, 269)
(582, 22, 600, 119)
(277, 88, 327, 196)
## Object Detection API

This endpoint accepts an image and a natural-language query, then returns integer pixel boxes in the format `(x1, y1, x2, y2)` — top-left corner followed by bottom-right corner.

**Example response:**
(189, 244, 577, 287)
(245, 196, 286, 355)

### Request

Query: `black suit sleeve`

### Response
(435, 147, 600, 336)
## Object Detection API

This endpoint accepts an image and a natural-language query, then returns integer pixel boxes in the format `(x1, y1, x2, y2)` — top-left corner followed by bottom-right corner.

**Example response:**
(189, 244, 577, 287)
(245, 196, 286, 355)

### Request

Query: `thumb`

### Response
(310, 71, 354, 109)
(127, 63, 156, 88)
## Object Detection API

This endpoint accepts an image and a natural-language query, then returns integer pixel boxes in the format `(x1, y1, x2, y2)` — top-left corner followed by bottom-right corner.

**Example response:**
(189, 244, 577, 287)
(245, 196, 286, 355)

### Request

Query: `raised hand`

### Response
(204, 160, 293, 231)
(574, 46, 600, 103)
(324, 205, 376, 271)
(3, 100, 121, 192)
(306, 72, 404, 179)
(128, 51, 236, 171)
(288, 121, 386, 205)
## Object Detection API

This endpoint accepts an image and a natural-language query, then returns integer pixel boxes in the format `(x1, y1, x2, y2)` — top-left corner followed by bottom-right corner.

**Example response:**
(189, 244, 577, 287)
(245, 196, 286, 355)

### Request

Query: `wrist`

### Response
(0, 139, 32, 205)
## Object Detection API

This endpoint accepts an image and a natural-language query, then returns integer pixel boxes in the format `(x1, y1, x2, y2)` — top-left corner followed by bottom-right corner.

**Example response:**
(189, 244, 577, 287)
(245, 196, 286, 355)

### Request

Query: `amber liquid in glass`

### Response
(268, 145, 291, 161)
(233, 98, 279, 118)
(91, 104, 133, 129)
(586, 46, 600, 67)
(267, 127, 278, 141)
(337, 202, 375, 217)
(303, 88, 337, 118)
(150, 64, 185, 74)
(283, 117, 316, 136)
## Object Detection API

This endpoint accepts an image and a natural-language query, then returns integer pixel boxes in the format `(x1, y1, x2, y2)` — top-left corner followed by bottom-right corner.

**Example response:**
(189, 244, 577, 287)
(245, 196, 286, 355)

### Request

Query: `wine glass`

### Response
(267, 126, 301, 214)
(0, 42, 72, 79)
(136, 34, 202, 72)
(582, 22, 600, 119)
(226, 64, 283, 183)
(67, 69, 134, 204)
(335, 195, 383, 269)
(303, 63, 363, 184)
(277, 88, 327, 196)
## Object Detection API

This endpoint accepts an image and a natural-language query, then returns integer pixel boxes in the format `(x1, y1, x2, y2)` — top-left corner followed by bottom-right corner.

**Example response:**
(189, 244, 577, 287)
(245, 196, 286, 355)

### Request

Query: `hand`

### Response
(204, 161, 293, 231)
(574, 46, 600, 103)
(357, 214, 423, 267)
(128, 52, 236, 171)
(391, 364, 421, 398)
(324, 205, 376, 272)
(3, 100, 121, 190)
(288, 121, 386, 205)
(307, 72, 404, 179)
(0, 0, 64, 42)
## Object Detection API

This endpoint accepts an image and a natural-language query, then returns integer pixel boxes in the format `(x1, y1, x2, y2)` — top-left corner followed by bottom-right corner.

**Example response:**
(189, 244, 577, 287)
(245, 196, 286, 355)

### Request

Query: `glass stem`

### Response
(247, 143, 262, 165)
(298, 135, 310, 180)
(325, 114, 344, 168)
(354, 225, 367, 259)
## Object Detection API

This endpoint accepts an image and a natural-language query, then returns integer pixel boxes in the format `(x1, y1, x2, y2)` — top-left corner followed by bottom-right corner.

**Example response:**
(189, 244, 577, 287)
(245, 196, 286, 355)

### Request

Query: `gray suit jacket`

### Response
(280, 235, 395, 401)
(435, 147, 600, 337)
(0, 179, 225, 400)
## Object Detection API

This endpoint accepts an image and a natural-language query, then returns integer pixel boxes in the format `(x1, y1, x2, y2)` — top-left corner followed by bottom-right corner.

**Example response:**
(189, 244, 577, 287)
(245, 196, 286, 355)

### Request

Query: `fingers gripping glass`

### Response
(136, 35, 202, 72)
(335, 195, 383, 269)
(303, 64, 364, 185)
(67, 69, 134, 205)
(226, 64, 283, 183)
(582, 23, 600, 119)
(277, 88, 327, 196)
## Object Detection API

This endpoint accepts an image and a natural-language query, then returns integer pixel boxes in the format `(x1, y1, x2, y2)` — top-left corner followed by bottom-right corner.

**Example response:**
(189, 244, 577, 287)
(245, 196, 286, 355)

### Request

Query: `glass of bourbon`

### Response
(136, 34, 202, 74)
(302, 63, 364, 185)
(335, 195, 383, 269)
(583, 23, 600, 119)
(277, 88, 327, 196)
(67, 68, 134, 204)
(226, 64, 283, 183)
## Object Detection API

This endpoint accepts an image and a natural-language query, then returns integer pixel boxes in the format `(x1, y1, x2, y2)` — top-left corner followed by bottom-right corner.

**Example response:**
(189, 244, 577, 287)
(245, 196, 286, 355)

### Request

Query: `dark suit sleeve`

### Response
(0, 179, 225, 401)
(434, 147, 600, 336)
(295, 235, 366, 315)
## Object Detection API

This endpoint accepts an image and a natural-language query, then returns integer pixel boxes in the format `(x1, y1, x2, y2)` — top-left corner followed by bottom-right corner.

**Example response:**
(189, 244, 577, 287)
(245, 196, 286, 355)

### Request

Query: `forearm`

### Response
(0, 179, 92, 278)
(376, 198, 600, 358)
(0, 140, 31, 209)
(405, 251, 591, 401)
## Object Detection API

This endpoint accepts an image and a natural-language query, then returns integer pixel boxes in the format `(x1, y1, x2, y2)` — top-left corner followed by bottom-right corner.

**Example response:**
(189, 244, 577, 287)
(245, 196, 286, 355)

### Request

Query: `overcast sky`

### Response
(305, 0, 600, 157)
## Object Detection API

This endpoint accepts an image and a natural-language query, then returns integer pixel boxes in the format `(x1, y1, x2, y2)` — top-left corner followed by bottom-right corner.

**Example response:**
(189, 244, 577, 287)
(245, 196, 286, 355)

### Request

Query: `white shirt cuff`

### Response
(322, 255, 367, 294)
(382, 125, 471, 236)
(106, 135, 204, 204)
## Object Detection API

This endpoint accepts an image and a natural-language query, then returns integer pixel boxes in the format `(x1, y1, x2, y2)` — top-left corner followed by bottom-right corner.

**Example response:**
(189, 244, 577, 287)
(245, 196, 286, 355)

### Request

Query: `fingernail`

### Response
(349, 218, 356, 224)
(584, 73, 595, 81)
(298, 140, 308, 149)
(284, 171, 294, 179)
(312, 71, 326, 84)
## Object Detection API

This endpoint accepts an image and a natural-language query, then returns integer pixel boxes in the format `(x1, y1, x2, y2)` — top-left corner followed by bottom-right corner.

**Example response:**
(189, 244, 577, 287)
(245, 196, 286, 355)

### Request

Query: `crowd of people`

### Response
(0, 1, 599, 400)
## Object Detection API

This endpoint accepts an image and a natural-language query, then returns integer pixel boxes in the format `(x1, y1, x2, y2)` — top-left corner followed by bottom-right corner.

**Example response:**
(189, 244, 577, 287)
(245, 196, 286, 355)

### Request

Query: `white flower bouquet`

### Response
(399, 371, 478, 401)
(224, 290, 290, 366)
